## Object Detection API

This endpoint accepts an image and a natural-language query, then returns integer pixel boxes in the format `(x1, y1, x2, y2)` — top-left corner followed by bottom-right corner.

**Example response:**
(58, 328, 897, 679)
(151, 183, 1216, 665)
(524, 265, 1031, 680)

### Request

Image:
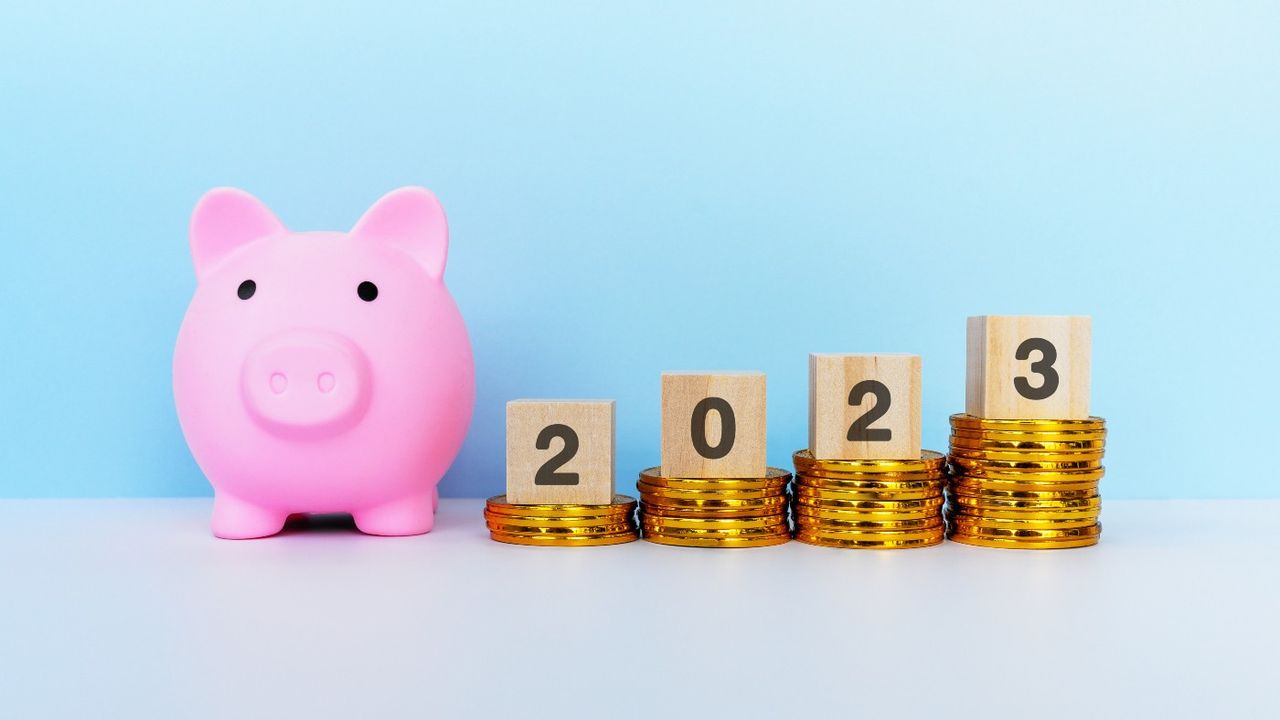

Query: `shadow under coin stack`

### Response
(945, 414, 1106, 549)
(791, 450, 947, 548)
(637, 467, 792, 547)
(484, 495, 640, 546)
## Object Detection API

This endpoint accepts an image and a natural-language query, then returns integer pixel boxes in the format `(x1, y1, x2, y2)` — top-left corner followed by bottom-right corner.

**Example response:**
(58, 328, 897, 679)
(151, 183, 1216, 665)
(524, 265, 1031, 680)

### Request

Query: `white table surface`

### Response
(1, 498, 1276, 719)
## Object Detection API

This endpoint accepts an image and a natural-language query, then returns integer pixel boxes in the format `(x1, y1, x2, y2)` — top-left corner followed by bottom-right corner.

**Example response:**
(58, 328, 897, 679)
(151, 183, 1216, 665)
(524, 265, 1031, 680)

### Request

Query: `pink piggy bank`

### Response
(173, 187, 475, 539)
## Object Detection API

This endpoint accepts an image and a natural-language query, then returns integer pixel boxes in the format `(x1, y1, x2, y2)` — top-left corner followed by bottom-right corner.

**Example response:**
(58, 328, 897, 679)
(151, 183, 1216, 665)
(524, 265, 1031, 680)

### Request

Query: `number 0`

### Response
(691, 397, 736, 459)
(1014, 337, 1060, 400)
(534, 424, 580, 485)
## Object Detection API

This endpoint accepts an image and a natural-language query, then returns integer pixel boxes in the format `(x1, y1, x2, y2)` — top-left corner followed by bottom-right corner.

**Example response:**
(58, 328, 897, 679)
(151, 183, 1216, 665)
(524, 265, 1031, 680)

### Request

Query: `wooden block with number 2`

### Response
(506, 400, 615, 505)
(966, 316, 1091, 420)
(809, 353, 921, 460)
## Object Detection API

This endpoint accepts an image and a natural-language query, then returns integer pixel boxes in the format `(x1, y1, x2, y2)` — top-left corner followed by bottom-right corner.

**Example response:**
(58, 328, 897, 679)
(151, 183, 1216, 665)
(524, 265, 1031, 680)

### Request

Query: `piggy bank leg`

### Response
(211, 493, 288, 539)
(353, 493, 435, 536)
(432, 487, 439, 514)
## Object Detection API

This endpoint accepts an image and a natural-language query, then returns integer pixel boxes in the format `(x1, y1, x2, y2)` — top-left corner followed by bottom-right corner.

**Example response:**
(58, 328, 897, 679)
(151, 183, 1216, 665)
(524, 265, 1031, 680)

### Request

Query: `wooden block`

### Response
(966, 316, 1092, 420)
(809, 353, 922, 460)
(660, 372, 766, 478)
(506, 400, 615, 505)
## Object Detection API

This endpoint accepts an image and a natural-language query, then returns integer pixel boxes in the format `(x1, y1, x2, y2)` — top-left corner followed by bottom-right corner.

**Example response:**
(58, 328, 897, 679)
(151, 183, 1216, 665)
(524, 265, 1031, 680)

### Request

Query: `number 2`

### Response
(847, 380, 892, 442)
(1014, 337, 1060, 400)
(534, 423, 580, 485)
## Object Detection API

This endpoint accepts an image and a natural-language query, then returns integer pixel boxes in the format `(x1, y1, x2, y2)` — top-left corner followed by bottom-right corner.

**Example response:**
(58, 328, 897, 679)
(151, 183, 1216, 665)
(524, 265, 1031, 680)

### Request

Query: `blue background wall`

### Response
(2, 2, 1276, 499)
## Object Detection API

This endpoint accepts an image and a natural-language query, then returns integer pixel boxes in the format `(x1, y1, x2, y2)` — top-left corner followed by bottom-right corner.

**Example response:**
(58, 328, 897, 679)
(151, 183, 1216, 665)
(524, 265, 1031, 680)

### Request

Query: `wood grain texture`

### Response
(809, 353, 921, 460)
(506, 400, 615, 504)
(661, 372, 766, 478)
(966, 316, 1091, 420)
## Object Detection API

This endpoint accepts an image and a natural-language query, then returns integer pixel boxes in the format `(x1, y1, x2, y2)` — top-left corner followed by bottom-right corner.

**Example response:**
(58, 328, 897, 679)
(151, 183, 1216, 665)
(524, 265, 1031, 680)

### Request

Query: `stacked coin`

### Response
(946, 414, 1105, 549)
(484, 494, 639, 546)
(636, 467, 791, 547)
(792, 449, 947, 549)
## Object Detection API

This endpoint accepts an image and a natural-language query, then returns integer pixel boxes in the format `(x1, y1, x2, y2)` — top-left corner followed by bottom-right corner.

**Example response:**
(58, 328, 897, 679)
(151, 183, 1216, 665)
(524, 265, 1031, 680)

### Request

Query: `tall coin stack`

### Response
(484, 494, 640, 546)
(637, 467, 792, 547)
(945, 414, 1106, 549)
(791, 449, 947, 549)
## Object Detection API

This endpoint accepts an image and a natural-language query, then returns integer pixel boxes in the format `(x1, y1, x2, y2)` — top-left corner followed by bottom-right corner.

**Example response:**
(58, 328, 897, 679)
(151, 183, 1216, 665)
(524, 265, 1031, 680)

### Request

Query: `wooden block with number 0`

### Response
(966, 316, 1091, 420)
(506, 400, 616, 505)
(809, 353, 921, 460)
(661, 372, 766, 478)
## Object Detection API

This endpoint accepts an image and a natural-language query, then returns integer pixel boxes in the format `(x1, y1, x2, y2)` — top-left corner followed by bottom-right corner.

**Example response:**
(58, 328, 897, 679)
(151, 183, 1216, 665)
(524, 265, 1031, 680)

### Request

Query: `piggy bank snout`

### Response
(241, 330, 371, 438)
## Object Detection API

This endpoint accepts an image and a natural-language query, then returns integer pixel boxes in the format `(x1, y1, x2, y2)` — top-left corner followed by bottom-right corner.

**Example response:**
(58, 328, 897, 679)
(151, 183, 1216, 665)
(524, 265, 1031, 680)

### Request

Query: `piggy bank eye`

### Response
(357, 281, 378, 302)
(237, 280, 256, 300)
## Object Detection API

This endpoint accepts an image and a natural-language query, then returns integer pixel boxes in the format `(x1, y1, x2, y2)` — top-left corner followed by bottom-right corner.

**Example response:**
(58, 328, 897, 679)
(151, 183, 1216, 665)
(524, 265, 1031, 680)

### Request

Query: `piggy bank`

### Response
(173, 187, 475, 538)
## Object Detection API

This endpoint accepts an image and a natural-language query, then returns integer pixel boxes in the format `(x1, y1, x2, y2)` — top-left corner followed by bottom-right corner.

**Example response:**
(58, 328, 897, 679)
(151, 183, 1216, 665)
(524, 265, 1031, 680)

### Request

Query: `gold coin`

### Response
(948, 435, 1106, 452)
(485, 520, 637, 536)
(795, 514, 943, 532)
(948, 484, 1098, 501)
(639, 502, 787, 520)
(949, 414, 1106, 432)
(482, 510, 636, 528)
(947, 529, 1099, 549)
(950, 456, 1103, 472)
(794, 484, 944, 502)
(948, 495, 1099, 511)
(793, 465, 946, 482)
(636, 480, 786, 501)
(795, 472, 945, 492)
(948, 493, 1100, 511)
(793, 449, 946, 476)
(638, 492, 788, 513)
(484, 494, 637, 518)
(793, 503, 942, 523)
(489, 529, 638, 547)
(950, 465, 1105, 484)
(794, 529, 943, 549)
(949, 475, 1101, 494)
(641, 514, 787, 530)
(638, 466, 790, 484)
(944, 508, 1098, 529)
(947, 502, 1095, 517)
(949, 428, 1108, 444)
(640, 519, 789, 537)
(636, 472, 789, 492)
(793, 494, 944, 512)
(642, 531, 790, 548)
(947, 517, 1102, 540)
(949, 447, 1105, 464)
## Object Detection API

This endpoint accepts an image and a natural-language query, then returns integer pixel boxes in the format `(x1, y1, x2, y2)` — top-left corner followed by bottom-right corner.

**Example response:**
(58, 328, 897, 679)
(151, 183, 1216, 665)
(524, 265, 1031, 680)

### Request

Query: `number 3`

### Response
(1014, 337, 1060, 400)
(534, 424, 580, 485)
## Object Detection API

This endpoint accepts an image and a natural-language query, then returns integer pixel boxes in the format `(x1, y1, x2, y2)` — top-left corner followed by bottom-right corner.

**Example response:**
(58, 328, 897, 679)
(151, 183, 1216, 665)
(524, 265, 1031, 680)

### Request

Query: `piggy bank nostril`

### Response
(317, 372, 336, 393)
(269, 373, 288, 395)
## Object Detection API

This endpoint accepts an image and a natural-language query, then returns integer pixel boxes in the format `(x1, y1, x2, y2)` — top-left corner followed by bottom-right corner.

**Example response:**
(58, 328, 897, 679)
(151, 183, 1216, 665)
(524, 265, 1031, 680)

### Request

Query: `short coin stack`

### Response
(637, 467, 792, 547)
(484, 494, 639, 546)
(946, 414, 1105, 549)
(791, 450, 947, 549)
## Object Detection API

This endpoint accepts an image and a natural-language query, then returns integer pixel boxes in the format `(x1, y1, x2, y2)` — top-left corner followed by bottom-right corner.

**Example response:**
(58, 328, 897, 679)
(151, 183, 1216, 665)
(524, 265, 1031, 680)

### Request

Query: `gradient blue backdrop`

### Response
(2, 2, 1277, 499)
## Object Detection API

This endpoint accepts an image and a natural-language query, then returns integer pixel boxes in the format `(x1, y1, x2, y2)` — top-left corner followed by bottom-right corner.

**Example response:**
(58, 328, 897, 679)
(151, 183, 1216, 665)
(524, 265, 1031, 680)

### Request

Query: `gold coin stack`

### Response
(636, 467, 792, 547)
(946, 414, 1106, 549)
(791, 449, 947, 549)
(484, 494, 639, 546)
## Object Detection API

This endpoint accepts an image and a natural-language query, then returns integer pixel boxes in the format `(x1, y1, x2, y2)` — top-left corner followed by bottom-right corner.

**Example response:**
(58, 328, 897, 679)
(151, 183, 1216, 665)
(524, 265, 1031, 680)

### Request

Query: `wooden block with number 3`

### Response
(966, 316, 1091, 420)
(661, 372, 766, 478)
(809, 353, 921, 460)
(506, 400, 615, 505)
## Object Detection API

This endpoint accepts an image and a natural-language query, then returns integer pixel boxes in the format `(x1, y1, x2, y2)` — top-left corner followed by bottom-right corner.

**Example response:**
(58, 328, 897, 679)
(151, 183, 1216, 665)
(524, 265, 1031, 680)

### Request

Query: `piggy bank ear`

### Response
(350, 187, 449, 280)
(189, 188, 285, 279)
